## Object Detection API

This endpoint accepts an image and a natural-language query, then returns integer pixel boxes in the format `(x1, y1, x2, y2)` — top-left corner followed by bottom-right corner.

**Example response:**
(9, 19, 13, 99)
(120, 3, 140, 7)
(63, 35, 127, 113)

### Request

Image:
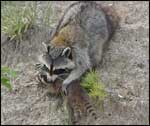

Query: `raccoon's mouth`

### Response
(35, 63, 71, 82)
(40, 74, 58, 83)
(40, 69, 71, 83)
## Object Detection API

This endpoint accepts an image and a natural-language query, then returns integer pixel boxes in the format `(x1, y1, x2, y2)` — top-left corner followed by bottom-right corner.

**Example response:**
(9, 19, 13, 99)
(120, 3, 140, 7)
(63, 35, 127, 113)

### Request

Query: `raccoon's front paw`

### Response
(62, 83, 68, 96)
(62, 82, 71, 96)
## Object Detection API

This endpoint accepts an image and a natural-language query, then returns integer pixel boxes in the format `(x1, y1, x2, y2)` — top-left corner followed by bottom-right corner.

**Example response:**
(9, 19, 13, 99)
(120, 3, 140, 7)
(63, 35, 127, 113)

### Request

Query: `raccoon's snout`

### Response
(46, 74, 58, 83)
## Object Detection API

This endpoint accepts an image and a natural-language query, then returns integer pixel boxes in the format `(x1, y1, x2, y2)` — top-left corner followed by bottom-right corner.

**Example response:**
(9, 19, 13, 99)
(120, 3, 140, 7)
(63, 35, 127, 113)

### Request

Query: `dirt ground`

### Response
(1, 1, 149, 125)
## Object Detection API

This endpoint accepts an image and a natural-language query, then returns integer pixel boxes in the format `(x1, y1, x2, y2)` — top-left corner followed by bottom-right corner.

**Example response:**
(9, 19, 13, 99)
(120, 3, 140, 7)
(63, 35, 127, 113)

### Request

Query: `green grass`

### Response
(1, 66, 17, 91)
(1, 1, 58, 41)
(81, 70, 107, 103)
(42, 2, 58, 27)
(1, 2, 37, 40)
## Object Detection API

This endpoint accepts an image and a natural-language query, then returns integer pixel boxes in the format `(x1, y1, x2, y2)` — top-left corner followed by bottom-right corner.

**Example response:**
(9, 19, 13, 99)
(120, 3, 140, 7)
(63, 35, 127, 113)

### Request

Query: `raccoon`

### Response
(42, 1, 119, 94)
(35, 65, 97, 125)
(35, 50, 97, 124)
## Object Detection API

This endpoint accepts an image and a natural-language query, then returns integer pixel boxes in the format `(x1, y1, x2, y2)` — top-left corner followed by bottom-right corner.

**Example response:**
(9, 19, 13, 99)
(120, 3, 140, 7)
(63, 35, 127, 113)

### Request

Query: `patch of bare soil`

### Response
(1, 1, 149, 125)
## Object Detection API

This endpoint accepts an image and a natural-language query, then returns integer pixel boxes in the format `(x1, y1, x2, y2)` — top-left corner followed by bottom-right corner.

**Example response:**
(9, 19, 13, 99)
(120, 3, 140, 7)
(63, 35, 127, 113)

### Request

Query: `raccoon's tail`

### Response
(84, 100, 97, 120)
(70, 101, 97, 124)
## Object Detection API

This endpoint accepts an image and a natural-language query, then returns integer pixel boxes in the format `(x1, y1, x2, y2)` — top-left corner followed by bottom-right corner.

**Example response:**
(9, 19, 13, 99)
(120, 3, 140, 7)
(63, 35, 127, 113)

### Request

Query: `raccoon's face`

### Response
(38, 46, 75, 83)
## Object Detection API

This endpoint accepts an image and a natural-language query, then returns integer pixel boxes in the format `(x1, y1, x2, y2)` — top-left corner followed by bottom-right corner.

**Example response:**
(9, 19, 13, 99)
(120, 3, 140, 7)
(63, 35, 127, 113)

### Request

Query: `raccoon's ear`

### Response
(62, 47, 71, 57)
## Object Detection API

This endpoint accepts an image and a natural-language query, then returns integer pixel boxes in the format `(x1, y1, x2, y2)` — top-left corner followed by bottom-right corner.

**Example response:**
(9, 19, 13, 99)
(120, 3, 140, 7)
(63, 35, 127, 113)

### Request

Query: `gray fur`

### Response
(37, 48, 75, 83)
(40, 1, 118, 90)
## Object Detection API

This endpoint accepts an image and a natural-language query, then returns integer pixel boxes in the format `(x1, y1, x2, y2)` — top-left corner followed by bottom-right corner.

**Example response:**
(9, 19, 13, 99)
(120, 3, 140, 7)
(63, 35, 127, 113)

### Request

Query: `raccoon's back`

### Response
(79, 2, 119, 41)
(52, 2, 119, 42)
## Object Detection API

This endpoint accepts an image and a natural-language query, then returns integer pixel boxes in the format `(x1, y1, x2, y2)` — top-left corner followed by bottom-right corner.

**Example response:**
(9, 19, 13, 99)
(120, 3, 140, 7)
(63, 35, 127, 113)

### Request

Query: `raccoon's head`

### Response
(38, 45, 75, 83)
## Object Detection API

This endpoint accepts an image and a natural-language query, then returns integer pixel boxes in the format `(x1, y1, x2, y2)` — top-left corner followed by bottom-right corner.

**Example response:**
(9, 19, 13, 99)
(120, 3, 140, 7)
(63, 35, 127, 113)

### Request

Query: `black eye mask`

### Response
(36, 63, 71, 75)
(53, 69, 66, 75)
(53, 68, 71, 75)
